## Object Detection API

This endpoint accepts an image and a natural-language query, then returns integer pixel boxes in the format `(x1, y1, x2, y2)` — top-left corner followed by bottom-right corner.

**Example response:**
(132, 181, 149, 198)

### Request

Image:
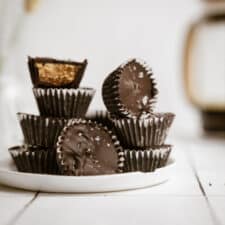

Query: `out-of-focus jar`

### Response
(184, 0, 225, 132)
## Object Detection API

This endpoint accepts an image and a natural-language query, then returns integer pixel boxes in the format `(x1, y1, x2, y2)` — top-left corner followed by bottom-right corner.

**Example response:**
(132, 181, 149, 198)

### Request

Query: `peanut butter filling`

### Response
(35, 62, 81, 86)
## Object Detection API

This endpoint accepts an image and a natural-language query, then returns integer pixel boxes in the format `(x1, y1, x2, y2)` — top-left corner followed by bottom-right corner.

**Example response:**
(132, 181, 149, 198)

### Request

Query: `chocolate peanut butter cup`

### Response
(33, 87, 95, 118)
(102, 59, 158, 118)
(9, 146, 59, 174)
(56, 119, 124, 176)
(124, 145, 172, 172)
(112, 113, 175, 148)
(17, 113, 69, 147)
(28, 56, 87, 88)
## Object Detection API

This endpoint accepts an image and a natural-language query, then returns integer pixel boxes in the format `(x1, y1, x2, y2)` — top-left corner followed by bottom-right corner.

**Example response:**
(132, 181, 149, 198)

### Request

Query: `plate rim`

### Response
(0, 157, 176, 180)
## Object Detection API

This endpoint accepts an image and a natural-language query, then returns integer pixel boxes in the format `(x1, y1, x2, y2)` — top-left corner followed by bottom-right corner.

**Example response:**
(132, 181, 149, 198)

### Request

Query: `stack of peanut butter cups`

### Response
(102, 59, 175, 172)
(9, 57, 95, 174)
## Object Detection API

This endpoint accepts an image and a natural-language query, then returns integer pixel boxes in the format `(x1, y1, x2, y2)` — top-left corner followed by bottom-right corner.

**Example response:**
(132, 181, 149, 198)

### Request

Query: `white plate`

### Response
(0, 158, 175, 193)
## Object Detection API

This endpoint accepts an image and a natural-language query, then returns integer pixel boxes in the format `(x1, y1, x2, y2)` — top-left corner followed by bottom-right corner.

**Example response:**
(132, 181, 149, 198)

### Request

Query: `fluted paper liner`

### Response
(112, 113, 175, 148)
(102, 58, 158, 118)
(124, 145, 172, 172)
(9, 145, 59, 174)
(33, 87, 95, 118)
(56, 119, 125, 175)
(17, 113, 69, 147)
(85, 110, 114, 130)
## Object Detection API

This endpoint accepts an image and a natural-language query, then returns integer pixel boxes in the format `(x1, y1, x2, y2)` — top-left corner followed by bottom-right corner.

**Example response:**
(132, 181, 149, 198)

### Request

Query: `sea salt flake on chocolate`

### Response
(78, 132, 83, 137)
(86, 148, 92, 154)
(137, 100, 143, 109)
(95, 136, 101, 141)
(138, 72, 144, 78)
(142, 96, 149, 105)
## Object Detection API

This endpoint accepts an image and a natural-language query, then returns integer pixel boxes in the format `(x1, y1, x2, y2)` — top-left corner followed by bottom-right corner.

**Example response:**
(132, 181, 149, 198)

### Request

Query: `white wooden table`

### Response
(0, 135, 225, 225)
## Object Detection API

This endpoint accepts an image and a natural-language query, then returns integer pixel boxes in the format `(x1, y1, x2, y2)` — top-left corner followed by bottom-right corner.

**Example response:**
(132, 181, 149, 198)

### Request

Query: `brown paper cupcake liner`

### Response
(28, 56, 87, 88)
(85, 110, 114, 130)
(33, 87, 95, 118)
(124, 145, 172, 172)
(9, 145, 59, 174)
(56, 119, 125, 175)
(102, 58, 158, 118)
(17, 113, 69, 147)
(112, 113, 175, 148)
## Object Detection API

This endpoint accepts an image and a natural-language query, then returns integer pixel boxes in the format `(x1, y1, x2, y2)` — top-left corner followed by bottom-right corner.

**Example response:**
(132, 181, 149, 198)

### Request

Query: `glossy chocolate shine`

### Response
(60, 123, 118, 175)
(119, 60, 153, 116)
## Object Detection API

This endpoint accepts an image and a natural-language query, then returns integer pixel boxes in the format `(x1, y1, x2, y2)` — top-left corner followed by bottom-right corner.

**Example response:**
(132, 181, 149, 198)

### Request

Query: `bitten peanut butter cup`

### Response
(9, 145, 59, 174)
(56, 119, 124, 176)
(112, 113, 175, 148)
(124, 145, 172, 172)
(33, 87, 95, 118)
(102, 59, 158, 118)
(28, 56, 87, 88)
(17, 113, 69, 147)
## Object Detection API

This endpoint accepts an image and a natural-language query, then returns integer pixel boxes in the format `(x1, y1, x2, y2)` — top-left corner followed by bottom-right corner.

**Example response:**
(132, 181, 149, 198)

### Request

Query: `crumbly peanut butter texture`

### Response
(35, 62, 81, 86)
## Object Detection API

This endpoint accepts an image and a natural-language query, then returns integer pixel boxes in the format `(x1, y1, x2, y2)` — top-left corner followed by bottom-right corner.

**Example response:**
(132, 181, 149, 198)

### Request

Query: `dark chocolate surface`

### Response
(58, 122, 119, 176)
(28, 57, 87, 88)
(119, 60, 155, 117)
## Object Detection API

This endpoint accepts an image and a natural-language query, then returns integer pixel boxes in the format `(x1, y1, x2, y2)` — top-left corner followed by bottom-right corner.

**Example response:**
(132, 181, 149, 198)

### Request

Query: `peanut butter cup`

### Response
(112, 113, 175, 148)
(102, 59, 158, 118)
(33, 87, 95, 118)
(9, 145, 59, 174)
(124, 145, 172, 172)
(17, 113, 69, 147)
(56, 119, 124, 176)
(28, 56, 87, 88)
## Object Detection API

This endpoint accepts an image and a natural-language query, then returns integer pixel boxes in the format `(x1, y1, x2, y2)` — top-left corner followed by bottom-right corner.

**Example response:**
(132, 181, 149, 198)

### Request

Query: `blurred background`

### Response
(0, 0, 224, 150)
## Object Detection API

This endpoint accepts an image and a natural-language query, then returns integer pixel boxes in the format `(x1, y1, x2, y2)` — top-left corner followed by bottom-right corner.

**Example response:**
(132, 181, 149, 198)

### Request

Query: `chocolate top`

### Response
(28, 57, 87, 88)
(57, 121, 119, 176)
(118, 60, 156, 117)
